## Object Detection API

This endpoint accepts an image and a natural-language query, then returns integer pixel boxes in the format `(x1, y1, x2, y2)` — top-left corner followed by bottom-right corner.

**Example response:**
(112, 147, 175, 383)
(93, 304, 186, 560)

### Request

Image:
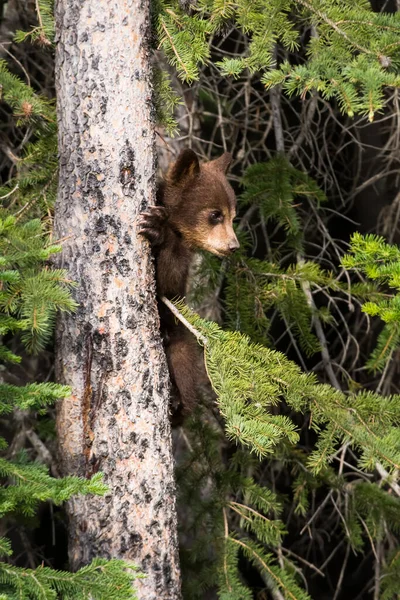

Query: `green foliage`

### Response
(168, 292, 400, 598)
(234, 537, 311, 600)
(342, 233, 400, 372)
(241, 157, 326, 248)
(224, 258, 334, 354)
(174, 302, 400, 472)
(353, 482, 400, 538)
(0, 558, 141, 600)
(0, 61, 53, 123)
(156, 2, 213, 83)
(0, 60, 57, 217)
(153, 68, 182, 136)
(0, 460, 107, 518)
(0, 215, 76, 353)
(156, 0, 400, 119)
(177, 414, 310, 600)
(14, 0, 55, 46)
(0, 382, 71, 412)
(381, 549, 400, 600)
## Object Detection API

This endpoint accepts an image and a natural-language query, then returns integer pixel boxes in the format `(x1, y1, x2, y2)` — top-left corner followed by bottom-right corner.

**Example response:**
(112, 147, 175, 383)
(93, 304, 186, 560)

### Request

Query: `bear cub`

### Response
(139, 149, 239, 414)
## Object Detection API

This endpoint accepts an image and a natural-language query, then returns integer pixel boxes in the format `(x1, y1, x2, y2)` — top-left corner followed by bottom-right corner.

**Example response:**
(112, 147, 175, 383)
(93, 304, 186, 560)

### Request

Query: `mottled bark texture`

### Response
(54, 2, 181, 599)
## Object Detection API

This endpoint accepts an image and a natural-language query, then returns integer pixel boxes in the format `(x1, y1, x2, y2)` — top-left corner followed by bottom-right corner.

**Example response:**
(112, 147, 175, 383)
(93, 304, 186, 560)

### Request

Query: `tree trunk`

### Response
(54, 2, 181, 599)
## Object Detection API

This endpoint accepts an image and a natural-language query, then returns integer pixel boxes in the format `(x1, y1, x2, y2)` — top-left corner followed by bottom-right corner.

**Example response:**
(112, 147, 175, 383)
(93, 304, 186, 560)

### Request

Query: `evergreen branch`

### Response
(0, 559, 141, 599)
(298, 257, 341, 390)
(161, 296, 208, 344)
(35, 0, 45, 32)
(222, 507, 232, 594)
(170, 301, 400, 474)
(159, 17, 191, 80)
(0, 184, 19, 201)
(336, 18, 400, 34)
(296, 0, 375, 57)
(375, 462, 400, 498)
(229, 537, 310, 600)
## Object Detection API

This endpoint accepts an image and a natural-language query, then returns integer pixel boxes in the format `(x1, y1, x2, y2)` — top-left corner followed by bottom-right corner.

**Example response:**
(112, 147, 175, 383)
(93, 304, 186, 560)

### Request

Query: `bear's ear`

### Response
(167, 149, 200, 185)
(209, 152, 232, 174)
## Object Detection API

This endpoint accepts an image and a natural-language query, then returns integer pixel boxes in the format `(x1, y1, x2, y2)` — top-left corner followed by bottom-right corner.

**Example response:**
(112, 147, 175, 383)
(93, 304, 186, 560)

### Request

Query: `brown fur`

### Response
(139, 149, 239, 416)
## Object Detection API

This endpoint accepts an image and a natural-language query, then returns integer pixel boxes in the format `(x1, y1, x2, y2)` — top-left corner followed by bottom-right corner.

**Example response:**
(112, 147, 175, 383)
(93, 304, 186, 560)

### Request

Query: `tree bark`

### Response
(54, 2, 181, 599)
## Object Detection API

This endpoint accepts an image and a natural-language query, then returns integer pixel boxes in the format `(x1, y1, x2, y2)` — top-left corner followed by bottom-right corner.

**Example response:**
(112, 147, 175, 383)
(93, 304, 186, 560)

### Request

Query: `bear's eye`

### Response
(209, 210, 224, 225)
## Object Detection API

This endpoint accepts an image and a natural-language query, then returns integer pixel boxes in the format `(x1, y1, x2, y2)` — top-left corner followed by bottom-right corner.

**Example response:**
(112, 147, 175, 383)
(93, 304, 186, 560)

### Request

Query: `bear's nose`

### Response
(229, 239, 240, 253)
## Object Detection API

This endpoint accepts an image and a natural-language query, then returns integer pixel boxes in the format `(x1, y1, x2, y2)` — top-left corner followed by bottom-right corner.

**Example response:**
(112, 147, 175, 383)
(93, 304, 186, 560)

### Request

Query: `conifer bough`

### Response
(157, 0, 400, 121)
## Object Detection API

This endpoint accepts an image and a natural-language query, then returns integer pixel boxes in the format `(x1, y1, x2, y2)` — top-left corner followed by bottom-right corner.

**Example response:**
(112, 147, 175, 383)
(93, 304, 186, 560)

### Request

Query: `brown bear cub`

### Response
(139, 149, 239, 415)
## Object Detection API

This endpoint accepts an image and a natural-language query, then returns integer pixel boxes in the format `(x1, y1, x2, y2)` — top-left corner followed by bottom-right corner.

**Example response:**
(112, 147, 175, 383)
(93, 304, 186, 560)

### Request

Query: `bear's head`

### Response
(163, 149, 240, 257)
